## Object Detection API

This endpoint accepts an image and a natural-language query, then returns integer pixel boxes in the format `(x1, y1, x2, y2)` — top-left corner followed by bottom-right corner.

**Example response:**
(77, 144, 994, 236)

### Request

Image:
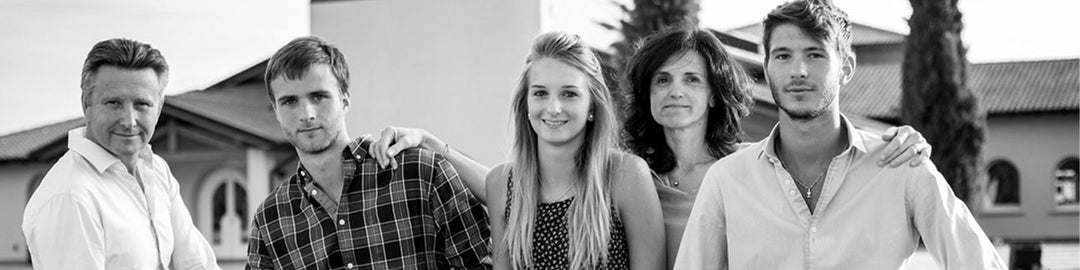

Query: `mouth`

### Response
(785, 85, 814, 92)
(541, 119, 568, 127)
(112, 131, 140, 138)
(297, 126, 322, 133)
(663, 104, 691, 110)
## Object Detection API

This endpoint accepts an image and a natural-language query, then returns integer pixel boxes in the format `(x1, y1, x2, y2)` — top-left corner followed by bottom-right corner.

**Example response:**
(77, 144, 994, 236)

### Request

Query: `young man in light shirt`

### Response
(22, 38, 219, 269)
(675, 0, 1006, 269)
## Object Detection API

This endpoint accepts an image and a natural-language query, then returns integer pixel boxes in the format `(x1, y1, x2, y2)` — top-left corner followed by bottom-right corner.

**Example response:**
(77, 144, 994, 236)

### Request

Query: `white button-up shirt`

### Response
(22, 127, 219, 269)
(675, 116, 1006, 269)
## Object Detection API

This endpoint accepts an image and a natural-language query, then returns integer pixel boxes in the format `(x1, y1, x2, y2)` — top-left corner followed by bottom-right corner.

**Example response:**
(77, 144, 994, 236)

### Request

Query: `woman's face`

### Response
(526, 58, 593, 148)
(649, 51, 714, 130)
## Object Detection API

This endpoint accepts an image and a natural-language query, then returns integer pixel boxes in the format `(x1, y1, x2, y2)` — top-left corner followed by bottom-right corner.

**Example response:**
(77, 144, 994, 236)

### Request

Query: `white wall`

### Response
(0, 162, 50, 262)
(311, 0, 541, 166)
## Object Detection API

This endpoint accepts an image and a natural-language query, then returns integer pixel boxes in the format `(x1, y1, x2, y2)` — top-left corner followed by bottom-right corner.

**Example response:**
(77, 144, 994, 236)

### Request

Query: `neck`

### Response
(118, 156, 137, 175)
(296, 131, 351, 187)
(536, 140, 581, 187)
(663, 123, 715, 168)
(777, 110, 845, 164)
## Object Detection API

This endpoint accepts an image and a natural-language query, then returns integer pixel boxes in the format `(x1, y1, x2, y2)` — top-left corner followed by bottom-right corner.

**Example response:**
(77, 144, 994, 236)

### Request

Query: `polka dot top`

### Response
(504, 174, 630, 269)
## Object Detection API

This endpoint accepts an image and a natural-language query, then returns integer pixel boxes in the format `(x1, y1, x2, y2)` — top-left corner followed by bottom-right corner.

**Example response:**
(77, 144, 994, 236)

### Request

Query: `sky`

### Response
(1, 0, 1077, 136)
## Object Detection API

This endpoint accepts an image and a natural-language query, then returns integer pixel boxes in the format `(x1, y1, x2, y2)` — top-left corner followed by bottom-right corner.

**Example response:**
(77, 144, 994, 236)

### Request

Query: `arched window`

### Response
(197, 168, 248, 259)
(985, 159, 1020, 208)
(1054, 157, 1079, 207)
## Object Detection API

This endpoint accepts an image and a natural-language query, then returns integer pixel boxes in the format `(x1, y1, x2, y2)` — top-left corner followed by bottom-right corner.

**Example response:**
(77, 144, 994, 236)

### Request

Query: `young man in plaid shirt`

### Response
(246, 36, 491, 269)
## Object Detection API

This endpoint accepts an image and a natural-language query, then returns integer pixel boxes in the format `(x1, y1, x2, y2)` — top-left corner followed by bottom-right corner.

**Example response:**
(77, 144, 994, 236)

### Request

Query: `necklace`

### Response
(777, 151, 828, 199)
(670, 158, 716, 187)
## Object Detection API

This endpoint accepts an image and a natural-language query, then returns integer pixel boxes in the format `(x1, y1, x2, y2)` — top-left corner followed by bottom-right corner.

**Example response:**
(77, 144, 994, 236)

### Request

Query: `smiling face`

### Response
(526, 58, 593, 148)
(766, 23, 852, 120)
(269, 64, 350, 154)
(82, 66, 163, 160)
(649, 51, 713, 130)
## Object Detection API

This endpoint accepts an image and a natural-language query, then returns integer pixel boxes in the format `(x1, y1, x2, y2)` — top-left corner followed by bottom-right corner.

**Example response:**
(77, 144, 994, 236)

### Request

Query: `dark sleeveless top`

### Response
(504, 172, 630, 269)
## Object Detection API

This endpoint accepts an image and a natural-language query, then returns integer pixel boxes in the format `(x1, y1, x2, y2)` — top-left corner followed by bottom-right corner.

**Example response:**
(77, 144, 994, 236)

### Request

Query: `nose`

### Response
(548, 99, 563, 115)
(118, 103, 137, 128)
(299, 102, 316, 122)
(668, 83, 687, 99)
(791, 60, 808, 80)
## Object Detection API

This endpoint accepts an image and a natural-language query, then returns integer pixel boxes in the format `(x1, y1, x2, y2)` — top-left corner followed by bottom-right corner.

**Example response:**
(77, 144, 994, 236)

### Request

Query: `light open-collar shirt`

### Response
(22, 127, 219, 270)
(675, 115, 1006, 269)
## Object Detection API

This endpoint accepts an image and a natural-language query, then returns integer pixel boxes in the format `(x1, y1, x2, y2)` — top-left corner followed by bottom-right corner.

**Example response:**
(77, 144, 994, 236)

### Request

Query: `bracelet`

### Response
(441, 143, 452, 156)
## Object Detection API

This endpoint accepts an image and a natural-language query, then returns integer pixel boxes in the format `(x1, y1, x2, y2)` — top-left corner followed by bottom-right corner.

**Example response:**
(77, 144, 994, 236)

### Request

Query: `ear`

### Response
(840, 53, 856, 85)
(341, 92, 351, 112)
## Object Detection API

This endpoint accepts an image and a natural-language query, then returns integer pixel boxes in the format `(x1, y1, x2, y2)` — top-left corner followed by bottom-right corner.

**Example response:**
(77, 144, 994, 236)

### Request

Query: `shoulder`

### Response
(253, 175, 303, 223)
(28, 152, 99, 209)
(485, 162, 513, 195)
(610, 152, 656, 203)
(714, 140, 766, 169)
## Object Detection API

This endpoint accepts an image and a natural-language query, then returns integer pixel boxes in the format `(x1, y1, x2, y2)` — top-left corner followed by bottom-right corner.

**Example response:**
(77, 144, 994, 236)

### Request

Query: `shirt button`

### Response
(339, 219, 346, 226)
(811, 227, 818, 233)
(790, 190, 798, 196)
(347, 263, 354, 269)
(311, 190, 318, 196)
(299, 170, 305, 176)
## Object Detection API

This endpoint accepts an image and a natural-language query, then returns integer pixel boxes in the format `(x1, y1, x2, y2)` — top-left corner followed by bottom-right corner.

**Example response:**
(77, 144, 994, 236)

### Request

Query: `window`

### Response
(985, 159, 1020, 209)
(1054, 157, 1079, 207)
(197, 168, 248, 259)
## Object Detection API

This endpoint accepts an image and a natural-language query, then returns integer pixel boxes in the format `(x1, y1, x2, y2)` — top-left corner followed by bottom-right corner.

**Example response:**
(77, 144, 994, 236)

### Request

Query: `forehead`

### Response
(768, 23, 830, 51)
(528, 58, 588, 86)
(90, 66, 162, 98)
(658, 51, 706, 74)
(269, 64, 341, 97)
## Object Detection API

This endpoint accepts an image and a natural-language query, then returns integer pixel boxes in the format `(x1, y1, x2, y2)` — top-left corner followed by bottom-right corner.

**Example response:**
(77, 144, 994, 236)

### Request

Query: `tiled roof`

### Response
(725, 22, 907, 46)
(843, 59, 1080, 119)
(167, 82, 285, 143)
(0, 118, 83, 161)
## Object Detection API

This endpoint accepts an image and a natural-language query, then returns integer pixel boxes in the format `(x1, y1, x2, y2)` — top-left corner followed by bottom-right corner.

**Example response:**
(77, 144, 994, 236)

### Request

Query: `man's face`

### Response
(765, 23, 851, 120)
(270, 64, 350, 154)
(83, 66, 163, 160)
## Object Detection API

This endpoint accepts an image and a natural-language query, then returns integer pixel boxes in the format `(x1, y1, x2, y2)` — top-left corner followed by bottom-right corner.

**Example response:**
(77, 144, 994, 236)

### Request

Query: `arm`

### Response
(878, 125, 933, 167)
(430, 155, 492, 269)
(485, 164, 512, 270)
(162, 161, 220, 270)
(673, 164, 728, 270)
(23, 194, 107, 270)
(613, 155, 665, 270)
(246, 212, 275, 269)
(370, 126, 492, 204)
(908, 163, 1007, 269)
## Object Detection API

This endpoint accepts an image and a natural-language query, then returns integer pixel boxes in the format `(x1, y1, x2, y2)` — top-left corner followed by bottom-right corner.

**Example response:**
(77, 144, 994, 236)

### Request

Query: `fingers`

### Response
(373, 127, 398, 168)
(878, 128, 910, 166)
(907, 143, 932, 167)
(880, 126, 898, 141)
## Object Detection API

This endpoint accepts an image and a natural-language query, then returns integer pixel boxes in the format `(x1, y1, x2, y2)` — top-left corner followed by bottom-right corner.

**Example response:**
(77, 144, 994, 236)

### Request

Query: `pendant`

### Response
(805, 190, 812, 199)
(673, 180, 680, 187)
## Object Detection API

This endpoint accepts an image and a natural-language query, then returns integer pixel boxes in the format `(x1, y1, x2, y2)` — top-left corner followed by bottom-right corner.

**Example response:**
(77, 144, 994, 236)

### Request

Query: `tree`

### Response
(901, 0, 986, 205)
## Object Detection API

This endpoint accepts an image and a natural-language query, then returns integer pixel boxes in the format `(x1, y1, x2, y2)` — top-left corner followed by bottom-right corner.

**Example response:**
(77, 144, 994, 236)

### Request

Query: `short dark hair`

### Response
(762, 0, 853, 63)
(621, 26, 754, 174)
(80, 38, 169, 109)
(264, 36, 350, 101)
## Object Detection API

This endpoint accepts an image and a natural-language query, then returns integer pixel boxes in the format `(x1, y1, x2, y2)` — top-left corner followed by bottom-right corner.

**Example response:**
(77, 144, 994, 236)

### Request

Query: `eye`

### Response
(531, 90, 548, 97)
(773, 53, 791, 61)
(279, 98, 296, 106)
(561, 90, 579, 98)
(808, 52, 826, 59)
(136, 101, 153, 108)
(654, 75, 671, 85)
(312, 94, 328, 102)
(686, 75, 702, 83)
(103, 100, 120, 107)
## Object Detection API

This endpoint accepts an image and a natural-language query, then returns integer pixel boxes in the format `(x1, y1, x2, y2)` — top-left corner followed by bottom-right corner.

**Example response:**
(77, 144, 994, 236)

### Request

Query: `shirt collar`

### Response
(294, 134, 373, 185)
(758, 113, 867, 160)
(67, 127, 153, 174)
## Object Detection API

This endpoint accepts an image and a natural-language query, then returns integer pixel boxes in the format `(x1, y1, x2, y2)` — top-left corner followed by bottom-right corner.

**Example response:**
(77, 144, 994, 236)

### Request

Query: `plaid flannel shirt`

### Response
(247, 136, 490, 269)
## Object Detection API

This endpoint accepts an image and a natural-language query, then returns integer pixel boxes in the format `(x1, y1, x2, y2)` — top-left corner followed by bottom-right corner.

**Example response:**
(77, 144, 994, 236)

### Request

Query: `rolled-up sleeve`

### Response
(908, 163, 1007, 269)
(674, 165, 728, 270)
(429, 156, 491, 269)
(24, 194, 107, 270)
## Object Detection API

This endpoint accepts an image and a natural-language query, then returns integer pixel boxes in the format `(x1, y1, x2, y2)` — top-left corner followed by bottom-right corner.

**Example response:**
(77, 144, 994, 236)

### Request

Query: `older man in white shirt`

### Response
(22, 38, 218, 269)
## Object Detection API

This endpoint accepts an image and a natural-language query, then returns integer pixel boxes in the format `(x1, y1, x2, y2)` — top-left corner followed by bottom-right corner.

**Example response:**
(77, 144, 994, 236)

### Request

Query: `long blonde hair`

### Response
(504, 32, 622, 269)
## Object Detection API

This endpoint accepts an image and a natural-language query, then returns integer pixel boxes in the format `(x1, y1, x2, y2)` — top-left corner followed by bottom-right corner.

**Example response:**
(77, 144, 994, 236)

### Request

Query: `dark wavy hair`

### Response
(762, 0, 853, 63)
(621, 26, 753, 174)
